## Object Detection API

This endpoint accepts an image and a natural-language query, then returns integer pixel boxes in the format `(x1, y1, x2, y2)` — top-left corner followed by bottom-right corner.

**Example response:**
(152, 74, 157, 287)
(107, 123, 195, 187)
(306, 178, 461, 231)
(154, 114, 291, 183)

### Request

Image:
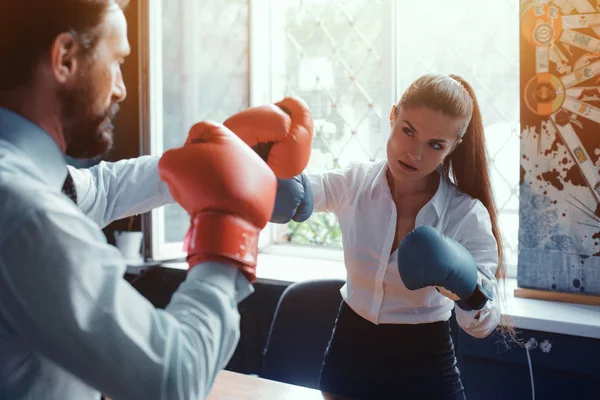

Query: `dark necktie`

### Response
(62, 172, 78, 204)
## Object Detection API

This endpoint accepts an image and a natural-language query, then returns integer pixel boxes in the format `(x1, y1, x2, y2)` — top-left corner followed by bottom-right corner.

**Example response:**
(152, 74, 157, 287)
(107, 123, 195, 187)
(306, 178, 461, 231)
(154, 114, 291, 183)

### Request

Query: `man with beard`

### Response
(0, 1, 313, 400)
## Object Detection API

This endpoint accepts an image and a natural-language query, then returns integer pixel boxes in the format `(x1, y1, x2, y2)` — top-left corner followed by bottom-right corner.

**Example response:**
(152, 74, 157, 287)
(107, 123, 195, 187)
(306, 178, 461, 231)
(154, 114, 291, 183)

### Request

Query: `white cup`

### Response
(114, 231, 143, 260)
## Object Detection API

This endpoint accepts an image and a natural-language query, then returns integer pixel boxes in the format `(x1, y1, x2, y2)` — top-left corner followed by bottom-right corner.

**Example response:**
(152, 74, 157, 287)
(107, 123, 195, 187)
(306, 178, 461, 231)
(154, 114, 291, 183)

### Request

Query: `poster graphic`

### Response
(519, 0, 600, 295)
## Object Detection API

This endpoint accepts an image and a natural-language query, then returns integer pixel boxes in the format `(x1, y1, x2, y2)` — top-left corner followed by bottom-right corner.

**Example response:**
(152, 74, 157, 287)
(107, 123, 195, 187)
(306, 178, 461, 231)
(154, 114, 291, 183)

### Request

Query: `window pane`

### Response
(270, 0, 386, 248)
(271, 0, 520, 267)
(395, 0, 520, 269)
(160, 0, 249, 243)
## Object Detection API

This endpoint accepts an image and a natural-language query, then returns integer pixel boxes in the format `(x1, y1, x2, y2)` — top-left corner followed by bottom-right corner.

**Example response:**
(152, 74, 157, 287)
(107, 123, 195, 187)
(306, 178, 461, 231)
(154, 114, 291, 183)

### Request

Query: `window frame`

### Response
(139, 0, 518, 278)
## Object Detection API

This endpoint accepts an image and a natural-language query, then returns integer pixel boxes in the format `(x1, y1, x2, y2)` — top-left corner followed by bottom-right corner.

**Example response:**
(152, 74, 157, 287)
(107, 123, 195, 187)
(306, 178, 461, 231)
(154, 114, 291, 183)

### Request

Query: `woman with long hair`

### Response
(305, 73, 508, 399)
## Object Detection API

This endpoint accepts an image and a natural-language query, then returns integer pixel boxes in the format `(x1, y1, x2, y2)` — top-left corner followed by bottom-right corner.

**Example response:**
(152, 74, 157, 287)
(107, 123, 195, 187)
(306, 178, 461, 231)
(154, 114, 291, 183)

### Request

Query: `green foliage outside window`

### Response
(283, 212, 343, 248)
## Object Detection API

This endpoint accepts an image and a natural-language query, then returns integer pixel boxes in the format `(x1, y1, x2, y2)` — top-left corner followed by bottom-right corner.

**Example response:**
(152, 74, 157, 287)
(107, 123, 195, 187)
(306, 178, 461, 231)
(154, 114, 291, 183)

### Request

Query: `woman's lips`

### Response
(398, 160, 418, 172)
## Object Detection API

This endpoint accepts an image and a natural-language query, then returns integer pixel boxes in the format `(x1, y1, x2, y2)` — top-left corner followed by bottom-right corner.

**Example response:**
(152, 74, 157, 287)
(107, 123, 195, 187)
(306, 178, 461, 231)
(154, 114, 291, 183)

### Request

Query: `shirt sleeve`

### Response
(453, 199, 501, 338)
(307, 164, 358, 214)
(0, 204, 253, 400)
(68, 155, 174, 228)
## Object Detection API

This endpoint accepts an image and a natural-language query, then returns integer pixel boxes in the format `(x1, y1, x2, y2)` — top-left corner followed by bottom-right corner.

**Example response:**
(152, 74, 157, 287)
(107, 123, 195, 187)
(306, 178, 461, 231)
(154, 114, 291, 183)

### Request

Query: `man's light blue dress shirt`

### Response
(0, 106, 253, 400)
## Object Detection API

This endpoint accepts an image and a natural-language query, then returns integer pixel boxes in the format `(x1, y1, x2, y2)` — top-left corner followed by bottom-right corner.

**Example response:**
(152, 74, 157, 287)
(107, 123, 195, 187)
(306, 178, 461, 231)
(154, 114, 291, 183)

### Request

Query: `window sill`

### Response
(254, 252, 346, 284)
(502, 278, 600, 339)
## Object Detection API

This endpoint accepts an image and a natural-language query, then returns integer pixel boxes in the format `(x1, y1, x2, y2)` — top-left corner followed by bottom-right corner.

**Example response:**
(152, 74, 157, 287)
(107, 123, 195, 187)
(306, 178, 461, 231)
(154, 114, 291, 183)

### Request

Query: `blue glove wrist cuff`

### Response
(456, 278, 494, 311)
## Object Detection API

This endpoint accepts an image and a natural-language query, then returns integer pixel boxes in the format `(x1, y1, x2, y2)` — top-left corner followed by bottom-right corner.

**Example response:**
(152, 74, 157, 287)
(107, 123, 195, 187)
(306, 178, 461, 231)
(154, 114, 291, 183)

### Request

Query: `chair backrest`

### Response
(261, 279, 344, 389)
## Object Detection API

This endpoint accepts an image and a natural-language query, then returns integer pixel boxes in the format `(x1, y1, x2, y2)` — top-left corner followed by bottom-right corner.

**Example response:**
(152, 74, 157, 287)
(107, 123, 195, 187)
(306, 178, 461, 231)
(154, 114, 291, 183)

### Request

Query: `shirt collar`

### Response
(377, 160, 449, 218)
(0, 106, 67, 191)
(430, 165, 449, 217)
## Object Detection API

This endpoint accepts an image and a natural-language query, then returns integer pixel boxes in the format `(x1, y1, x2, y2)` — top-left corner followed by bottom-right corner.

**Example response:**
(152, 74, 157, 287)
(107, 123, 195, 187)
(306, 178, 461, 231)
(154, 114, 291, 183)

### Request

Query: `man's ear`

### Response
(50, 32, 81, 84)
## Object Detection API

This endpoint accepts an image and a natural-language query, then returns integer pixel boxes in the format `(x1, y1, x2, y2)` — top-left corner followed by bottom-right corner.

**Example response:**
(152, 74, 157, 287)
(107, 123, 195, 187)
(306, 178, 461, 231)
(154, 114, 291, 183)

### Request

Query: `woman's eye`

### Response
(403, 127, 414, 137)
(430, 142, 443, 150)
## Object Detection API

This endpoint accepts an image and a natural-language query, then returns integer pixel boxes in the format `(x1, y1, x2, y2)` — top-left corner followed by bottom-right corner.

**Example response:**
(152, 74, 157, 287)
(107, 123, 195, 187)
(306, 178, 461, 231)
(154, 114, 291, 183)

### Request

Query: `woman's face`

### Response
(386, 105, 463, 182)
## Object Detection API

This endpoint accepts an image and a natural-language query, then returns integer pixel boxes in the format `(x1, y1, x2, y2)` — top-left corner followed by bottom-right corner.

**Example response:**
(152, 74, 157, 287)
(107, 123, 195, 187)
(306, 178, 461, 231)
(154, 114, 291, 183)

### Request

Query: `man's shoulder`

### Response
(0, 164, 67, 239)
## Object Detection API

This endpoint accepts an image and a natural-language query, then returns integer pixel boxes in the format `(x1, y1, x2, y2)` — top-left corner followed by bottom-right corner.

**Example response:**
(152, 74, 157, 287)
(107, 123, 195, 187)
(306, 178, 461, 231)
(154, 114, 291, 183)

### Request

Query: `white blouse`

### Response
(308, 160, 500, 338)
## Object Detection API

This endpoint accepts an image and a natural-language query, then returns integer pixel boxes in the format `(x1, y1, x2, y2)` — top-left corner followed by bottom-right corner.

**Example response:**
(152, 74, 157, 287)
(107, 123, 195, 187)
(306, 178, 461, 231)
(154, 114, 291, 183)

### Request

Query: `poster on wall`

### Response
(519, 0, 600, 296)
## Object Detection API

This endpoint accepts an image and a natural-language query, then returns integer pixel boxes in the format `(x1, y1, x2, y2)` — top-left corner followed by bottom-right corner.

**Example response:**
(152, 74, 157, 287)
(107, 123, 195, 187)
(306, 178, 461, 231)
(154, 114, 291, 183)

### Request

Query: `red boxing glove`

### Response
(158, 121, 276, 282)
(223, 96, 313, 179)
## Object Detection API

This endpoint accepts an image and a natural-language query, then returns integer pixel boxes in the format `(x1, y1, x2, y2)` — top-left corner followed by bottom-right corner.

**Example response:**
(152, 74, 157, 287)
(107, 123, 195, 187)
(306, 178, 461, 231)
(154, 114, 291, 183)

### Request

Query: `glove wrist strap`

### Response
(457, 278, 494, 311)
(185, 211, 260, 282)
(460, 287, 488, 311)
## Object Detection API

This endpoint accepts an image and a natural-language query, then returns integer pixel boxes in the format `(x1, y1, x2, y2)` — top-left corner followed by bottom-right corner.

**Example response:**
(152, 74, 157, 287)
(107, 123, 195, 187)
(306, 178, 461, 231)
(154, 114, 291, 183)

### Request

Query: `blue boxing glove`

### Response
(270, 173, 314, 223)
(397, 225, 493, 311)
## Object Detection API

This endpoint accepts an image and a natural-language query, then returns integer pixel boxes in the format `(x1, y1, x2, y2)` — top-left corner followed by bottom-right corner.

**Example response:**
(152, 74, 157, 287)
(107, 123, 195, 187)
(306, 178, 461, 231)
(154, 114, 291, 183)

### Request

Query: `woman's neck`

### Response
(386, 168, 440, 203)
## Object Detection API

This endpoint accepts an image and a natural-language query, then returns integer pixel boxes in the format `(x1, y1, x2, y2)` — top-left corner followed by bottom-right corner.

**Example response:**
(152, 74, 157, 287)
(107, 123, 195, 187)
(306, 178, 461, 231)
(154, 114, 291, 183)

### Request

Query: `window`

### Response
(392, 0, 520, 273)
(143, 0, 520, 276)
(142, 0, 250, 259)
(268, 0, 390, 253)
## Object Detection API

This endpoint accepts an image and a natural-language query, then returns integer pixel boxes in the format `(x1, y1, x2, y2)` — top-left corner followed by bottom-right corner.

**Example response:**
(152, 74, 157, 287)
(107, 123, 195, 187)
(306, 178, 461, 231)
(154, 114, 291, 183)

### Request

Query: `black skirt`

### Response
(319, 301, 465, 400)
